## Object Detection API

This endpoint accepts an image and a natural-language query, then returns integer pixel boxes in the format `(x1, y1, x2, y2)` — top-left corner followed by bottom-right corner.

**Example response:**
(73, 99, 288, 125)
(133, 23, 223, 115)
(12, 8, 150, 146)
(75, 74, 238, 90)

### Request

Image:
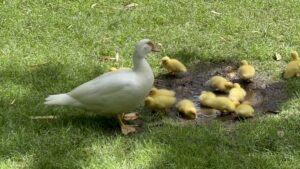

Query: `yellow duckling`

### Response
(238, 60, 255, 81)
(228, 83, 246, 104)
(176, 99, 197, 119)
(206, 96, 237, 112)
(234, 101, 255, 118)
(109, 67, 118, 71)
(161, 56, 187, 74)
(144, 96, 176, 111)
(284, 50, 300, 79)
(199, 91, 217, 107)
(210, 76, 233, 92)
(149, 87, 176, 97)
(109, 67, 129, 72)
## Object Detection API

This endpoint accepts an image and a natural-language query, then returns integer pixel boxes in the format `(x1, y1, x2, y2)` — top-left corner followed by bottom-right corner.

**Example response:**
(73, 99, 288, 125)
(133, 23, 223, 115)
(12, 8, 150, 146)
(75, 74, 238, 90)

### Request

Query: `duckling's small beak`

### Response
(151, 47, 160, 52)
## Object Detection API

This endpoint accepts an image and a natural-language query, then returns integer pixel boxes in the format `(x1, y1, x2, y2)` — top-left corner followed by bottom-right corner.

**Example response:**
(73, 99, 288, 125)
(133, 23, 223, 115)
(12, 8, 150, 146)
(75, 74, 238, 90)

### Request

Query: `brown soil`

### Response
(152, 61, 289, 123)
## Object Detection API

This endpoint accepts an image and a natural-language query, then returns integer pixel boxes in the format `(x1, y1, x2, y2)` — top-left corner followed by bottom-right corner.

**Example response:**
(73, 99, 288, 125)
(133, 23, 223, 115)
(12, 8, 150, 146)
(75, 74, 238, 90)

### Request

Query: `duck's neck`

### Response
(133, 50, 151, 72)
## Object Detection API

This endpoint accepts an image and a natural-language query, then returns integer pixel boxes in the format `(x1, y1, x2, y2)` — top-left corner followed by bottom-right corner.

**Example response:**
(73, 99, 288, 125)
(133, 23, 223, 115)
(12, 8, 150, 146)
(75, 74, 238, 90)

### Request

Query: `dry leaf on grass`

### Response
(26, 62, 48, 68)
(91, 3, 98, 8)
(220, 37, 226, 41)
(91, 3, 119, 9)
(273, 53, 282, 61)
(277, 130, 285, 137)
(30, 115, 59, 120)
(211, 10, 221, 15)
(10, 99, 16, 105)
(125, 3, 138, 9)
(98, 56, 116, 61)
(115, 52, 120, 62)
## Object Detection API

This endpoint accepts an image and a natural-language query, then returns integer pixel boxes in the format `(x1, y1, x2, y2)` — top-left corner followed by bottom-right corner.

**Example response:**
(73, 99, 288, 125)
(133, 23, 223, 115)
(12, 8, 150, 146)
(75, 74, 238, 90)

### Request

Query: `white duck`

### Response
(45, 39, 159, 134)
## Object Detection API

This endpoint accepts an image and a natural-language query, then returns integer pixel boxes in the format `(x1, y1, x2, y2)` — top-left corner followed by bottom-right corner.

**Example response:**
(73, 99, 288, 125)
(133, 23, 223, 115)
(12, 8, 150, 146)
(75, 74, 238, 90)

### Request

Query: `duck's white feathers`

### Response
(45, 69, 153, 115)
(44, 39, 155, 116)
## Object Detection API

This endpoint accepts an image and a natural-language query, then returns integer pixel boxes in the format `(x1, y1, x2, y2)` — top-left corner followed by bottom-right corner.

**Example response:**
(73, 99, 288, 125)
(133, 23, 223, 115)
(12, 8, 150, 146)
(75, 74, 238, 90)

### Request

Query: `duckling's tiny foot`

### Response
(123, 112, 139, 121)
(121, 125, 138, 135)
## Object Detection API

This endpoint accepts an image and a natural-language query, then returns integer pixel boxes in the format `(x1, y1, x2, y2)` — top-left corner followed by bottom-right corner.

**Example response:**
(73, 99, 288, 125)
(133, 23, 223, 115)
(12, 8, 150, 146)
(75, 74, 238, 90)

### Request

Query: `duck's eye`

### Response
(146, 42, 154, 49)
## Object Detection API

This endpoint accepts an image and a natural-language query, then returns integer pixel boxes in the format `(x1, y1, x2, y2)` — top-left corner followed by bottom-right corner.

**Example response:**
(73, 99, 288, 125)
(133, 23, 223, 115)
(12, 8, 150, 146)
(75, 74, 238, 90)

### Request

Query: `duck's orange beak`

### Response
(151, 47, 160, 52)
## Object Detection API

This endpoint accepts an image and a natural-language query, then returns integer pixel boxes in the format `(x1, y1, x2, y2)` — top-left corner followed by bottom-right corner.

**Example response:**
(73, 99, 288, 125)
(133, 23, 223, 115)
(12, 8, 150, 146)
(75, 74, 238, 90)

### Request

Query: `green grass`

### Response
(1, 0, 300, 168)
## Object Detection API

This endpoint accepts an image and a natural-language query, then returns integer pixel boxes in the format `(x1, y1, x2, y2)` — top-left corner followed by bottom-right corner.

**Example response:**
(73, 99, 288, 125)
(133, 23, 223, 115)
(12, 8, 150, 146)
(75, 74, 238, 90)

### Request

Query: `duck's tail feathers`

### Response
(44, 93, 82, 106)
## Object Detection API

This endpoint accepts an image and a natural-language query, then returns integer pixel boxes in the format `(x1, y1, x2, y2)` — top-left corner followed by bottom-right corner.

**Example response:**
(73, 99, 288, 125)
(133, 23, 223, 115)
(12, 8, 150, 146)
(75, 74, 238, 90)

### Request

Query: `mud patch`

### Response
(152, 61, 289, 123)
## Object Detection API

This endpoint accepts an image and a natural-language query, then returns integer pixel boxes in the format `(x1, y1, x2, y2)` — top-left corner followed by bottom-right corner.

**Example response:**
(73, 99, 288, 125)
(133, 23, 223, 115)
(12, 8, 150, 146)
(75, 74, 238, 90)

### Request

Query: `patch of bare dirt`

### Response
(153, 61, 289, 123)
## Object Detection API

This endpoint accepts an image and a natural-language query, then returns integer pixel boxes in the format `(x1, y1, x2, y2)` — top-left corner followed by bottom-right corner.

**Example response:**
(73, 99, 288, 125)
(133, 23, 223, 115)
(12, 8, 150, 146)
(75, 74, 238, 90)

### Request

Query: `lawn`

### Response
(1, 0, 300, 168)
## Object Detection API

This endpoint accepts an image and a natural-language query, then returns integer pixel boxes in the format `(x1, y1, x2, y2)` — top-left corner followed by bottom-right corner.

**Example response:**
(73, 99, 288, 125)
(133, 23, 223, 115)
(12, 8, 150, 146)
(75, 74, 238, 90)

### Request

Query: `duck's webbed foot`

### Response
(117, 114, 137, 135)
(122, 112, 139, 121)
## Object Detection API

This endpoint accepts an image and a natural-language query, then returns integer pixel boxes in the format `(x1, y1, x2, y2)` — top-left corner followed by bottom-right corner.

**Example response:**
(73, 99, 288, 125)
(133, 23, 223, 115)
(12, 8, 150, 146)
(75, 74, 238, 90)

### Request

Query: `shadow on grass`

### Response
(1, 61, 105, 95)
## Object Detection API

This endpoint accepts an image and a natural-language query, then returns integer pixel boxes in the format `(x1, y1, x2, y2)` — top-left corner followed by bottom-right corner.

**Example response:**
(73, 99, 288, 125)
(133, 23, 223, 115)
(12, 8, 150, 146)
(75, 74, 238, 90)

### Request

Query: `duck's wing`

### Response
(68, 70, 138, 105)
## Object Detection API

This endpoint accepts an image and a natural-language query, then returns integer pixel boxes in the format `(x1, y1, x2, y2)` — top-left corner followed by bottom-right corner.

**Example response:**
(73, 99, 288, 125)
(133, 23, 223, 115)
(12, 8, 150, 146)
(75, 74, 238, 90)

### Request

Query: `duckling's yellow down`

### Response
(210, 76, 233, 92)
(161, 56, 187, 73)
(109, 67, 129, 72)
(234, 101, 255, 118)
(228, 83, 246, 104)
(284, 51, 300, 79)
(199, 91, 217, 107)
(144, 96, 176, 110)
(149, 87, 175, 97)
(238, 60, 255, 80)
(176, 99, 197, 119)
(205, 96, 237, 112)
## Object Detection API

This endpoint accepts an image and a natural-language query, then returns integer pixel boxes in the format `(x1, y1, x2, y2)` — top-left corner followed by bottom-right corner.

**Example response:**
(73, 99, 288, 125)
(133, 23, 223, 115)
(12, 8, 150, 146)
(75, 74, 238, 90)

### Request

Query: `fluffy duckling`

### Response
(109, 67, 118, 71)
(161, 56, 187, 74)
(234, 101, 255, 118)
(176, 99, 197, 119)
(144, 96, 176, 111)
(199, 91, 217, 107)
(228, 83, 246, 104)
(149, 87, 175, 97)
(109, 67, 129, 72)
(238, 60, 255, 81)
(283, 50, 300, 79)
(206, 96, 237, 112)
(210, 76, 233, 92)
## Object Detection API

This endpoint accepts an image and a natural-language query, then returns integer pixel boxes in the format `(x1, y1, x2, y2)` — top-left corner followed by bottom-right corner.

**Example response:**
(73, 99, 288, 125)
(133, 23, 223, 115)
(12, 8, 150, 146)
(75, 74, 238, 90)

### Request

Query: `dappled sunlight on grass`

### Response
(1, 0, 300, 168)
(0, 154, 34, 169)
(83, 138, 165, 168)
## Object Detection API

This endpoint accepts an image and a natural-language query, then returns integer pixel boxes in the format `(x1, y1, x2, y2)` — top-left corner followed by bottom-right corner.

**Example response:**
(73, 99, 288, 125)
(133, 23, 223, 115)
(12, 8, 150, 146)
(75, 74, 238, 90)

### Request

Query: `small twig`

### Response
(30, 115, 59, 120)
(211, 10, 222, 15)
(26, 62, 48, 68)
(10, 99, 16, 105)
